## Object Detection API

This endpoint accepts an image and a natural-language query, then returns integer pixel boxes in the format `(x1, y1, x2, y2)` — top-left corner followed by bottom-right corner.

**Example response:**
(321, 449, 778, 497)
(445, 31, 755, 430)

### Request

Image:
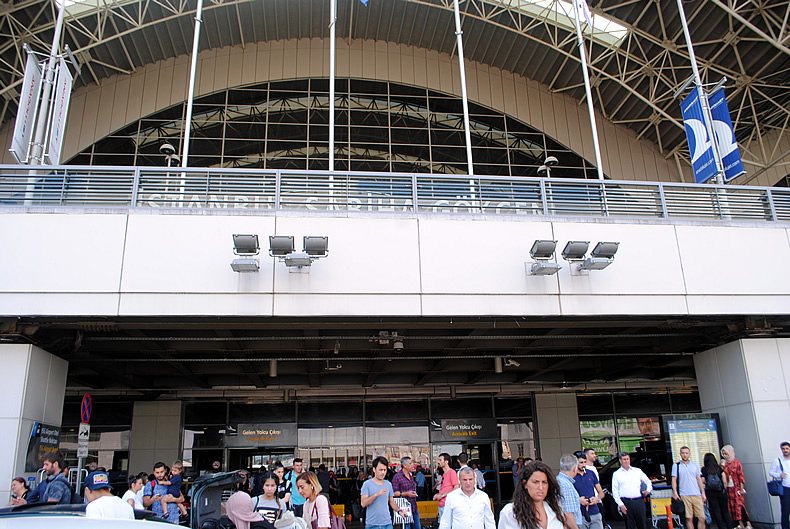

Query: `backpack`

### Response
(706, 471, 724, 492)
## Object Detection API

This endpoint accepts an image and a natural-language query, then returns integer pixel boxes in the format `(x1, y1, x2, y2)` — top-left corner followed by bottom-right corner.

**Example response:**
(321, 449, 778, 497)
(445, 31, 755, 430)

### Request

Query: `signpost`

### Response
(76, 393, 92, 496)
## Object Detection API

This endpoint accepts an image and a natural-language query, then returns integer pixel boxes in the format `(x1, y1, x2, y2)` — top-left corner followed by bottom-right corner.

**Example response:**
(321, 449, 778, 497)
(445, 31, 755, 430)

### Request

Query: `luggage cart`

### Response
(650, 487, 683, 529)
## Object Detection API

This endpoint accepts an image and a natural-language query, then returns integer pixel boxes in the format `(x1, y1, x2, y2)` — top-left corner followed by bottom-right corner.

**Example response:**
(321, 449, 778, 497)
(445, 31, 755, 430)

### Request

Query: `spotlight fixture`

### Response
(561, 241, 590, 262)
(393, 338, 404, 352)
(269, 236, 295, 257)
(528, 239, 562, 276)
(303, 236, 329, 257)
(230, 234, 260, 273)
(579, 241, 620, 271)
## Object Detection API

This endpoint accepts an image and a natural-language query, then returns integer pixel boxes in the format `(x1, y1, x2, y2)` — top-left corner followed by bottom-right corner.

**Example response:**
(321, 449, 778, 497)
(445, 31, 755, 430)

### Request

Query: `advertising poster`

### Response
(25, 422, 60, 472)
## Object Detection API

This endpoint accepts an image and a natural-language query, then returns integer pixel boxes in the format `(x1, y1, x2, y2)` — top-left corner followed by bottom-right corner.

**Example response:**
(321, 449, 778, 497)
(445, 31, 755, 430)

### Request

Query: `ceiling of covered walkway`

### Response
(0, 0, 787, 183)
(3, 314, 790, 397)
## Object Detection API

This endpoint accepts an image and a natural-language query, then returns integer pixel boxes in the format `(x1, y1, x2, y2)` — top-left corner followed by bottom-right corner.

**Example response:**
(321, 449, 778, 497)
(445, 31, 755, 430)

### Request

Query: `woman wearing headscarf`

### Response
(721, 445, 752, 529)
(499, 460, 567, 529)
(227, 491, 268, 529)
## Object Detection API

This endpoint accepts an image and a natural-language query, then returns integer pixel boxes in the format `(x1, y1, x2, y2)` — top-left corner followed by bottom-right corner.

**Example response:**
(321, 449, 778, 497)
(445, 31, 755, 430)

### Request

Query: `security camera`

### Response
(159, 142, 176, 156)
(544, 156, 559, 167)
(537, 165, 549, 177)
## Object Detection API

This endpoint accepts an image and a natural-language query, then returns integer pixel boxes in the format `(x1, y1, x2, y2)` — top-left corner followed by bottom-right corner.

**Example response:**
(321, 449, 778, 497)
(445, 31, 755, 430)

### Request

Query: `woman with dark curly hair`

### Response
(499, 460, 567, 529)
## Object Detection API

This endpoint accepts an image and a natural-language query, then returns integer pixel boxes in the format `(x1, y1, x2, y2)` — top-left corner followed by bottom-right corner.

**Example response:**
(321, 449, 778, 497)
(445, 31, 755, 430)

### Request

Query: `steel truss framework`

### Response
(0, 0, 787, 183)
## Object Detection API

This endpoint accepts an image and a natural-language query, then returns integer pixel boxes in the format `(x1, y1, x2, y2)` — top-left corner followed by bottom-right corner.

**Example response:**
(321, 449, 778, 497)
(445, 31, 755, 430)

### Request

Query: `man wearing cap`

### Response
(84, 471, 135, 519)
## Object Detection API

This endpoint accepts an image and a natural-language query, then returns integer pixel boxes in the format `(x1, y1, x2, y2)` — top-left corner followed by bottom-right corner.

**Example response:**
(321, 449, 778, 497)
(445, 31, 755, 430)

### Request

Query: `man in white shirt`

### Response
(84, 471, 135, 520)
(671, 446, 706, 529)
(612, 452, 652, 529)
(769, 441, 790, 529)
(583, 449, 599, 479)
(471, 461, 486, 491)
(438, 467, 495, 529)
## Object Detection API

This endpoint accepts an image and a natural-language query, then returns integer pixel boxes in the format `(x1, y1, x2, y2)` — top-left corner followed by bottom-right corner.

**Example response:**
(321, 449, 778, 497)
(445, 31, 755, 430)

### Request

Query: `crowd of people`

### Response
(7, 440, 790, 529)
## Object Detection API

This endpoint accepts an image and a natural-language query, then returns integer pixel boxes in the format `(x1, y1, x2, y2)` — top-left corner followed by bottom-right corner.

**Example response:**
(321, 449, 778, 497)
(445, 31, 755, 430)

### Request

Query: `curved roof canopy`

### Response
(1, 0, 788, 182)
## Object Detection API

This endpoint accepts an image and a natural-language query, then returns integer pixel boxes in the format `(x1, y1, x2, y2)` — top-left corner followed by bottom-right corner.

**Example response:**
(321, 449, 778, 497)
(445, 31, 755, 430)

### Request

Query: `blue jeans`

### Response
(367, 525, 393, 529)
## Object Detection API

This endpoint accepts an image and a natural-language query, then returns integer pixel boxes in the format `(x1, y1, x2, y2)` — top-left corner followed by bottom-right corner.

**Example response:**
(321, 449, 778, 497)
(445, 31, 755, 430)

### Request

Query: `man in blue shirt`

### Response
(143, 461, 183, 523)
(286, 458, 306, 517)
(556, 454, 581, 529)
(361, 456, 406, 529)
(573, 452, 604, 529)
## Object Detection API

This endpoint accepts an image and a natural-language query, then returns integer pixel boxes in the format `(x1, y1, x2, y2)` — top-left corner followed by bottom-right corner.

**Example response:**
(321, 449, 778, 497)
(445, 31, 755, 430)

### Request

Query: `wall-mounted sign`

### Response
(224, 423, 297, 448)
(25, 422, 60, 472)
(431, 419, 498, 442)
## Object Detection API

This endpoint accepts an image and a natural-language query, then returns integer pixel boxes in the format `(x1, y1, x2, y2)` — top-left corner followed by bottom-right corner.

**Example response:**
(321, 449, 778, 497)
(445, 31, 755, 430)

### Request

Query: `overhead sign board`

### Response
(224, 423, 297, 448)
(431, 418, 498, 442)
(10, 54, 43, 163)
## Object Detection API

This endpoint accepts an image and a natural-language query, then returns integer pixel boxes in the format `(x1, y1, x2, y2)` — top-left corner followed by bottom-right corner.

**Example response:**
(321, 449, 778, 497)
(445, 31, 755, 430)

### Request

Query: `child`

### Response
(159, 461, 188, 517)
(252, 472, 288, 528)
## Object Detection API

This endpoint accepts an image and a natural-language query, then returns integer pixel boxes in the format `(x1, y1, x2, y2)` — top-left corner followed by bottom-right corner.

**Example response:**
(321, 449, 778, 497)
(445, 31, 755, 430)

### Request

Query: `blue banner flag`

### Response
(681, 89, 717, 184)
(360, 0, 368, 4)
(708, 87, 745, 182)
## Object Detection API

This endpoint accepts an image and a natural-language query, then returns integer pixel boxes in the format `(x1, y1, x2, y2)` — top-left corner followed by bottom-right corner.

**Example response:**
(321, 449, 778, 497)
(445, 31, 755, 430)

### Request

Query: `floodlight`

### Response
(303, 236, 329, 257)
(562, 241, 590, 261)
(269, 235, 295, 257)
(230, 258, 260, 273)
(232, 234, 260, 256)
(579, 241, 620, 271)
(530, 240, 557, 260)
(545, 156, 559, 167)
(537, 165, 549, 177)
(579, 257, 613, 271)
(284, 252, 312, 268)
(591, 241, 619, 259)
(529, 262, 562, 276)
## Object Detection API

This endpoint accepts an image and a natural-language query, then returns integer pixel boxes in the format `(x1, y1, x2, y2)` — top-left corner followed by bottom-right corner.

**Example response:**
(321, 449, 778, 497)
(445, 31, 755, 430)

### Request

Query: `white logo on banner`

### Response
(685, 118, 711, 164)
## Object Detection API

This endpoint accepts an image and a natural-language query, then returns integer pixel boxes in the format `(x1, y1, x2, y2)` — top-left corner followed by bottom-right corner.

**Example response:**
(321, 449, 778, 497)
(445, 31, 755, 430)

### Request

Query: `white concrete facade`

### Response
(0, 210, 788, 318)
(694, 338, 790, 526)
(0, 344, 68, 500)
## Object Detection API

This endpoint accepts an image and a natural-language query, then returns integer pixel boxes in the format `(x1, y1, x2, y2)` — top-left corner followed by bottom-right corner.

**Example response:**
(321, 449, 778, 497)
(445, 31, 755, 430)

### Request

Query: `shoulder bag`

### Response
(671, 463, 686, 516)
(768, 459, 784, 496)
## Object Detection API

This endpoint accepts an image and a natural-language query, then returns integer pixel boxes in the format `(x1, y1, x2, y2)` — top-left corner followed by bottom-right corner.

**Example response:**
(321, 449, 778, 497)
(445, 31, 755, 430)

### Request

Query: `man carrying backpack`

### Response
(672, 447, 706, 529)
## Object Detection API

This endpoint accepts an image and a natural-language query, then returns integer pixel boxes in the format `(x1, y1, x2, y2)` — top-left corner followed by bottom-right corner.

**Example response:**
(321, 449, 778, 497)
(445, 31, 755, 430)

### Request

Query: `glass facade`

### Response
(69, 79, 601, 179)
(577, 390, 701, 464)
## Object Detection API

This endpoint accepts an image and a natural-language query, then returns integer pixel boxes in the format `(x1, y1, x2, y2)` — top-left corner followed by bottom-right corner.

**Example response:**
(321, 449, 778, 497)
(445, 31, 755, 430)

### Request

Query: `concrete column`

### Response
(0, 344, 67, 502)
(535, 393, 581, 469)
(128, 401, 184, 475)
(694, 338, 790, 526)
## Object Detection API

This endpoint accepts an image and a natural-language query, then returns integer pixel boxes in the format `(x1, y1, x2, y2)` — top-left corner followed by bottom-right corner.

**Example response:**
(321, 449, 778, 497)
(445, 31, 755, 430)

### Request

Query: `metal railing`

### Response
(1, 164, 789, 222)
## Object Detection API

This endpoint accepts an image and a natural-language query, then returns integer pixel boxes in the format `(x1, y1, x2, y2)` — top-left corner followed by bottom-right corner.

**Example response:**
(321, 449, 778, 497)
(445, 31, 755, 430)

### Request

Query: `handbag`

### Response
(768, 458, 785, 497)
(704, 504, 712, 526)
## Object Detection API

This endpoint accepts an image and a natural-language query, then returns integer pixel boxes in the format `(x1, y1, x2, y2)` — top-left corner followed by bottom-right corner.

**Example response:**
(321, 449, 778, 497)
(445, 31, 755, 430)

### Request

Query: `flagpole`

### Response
(675, 0, 723, 184)
(452, 0, 474, 177)
(329, 0, 337, 172)
(571, 0, 604, 180)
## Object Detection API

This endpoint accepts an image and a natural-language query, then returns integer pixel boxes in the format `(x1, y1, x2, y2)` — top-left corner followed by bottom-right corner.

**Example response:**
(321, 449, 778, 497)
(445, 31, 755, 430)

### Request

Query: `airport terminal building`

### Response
(0, 0, 789, 521)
